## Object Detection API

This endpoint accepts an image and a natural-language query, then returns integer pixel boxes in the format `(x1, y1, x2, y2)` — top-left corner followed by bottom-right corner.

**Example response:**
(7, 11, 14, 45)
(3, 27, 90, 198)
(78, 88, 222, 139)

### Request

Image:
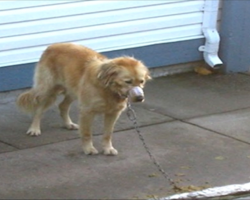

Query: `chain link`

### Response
(126, 101, 182, 191)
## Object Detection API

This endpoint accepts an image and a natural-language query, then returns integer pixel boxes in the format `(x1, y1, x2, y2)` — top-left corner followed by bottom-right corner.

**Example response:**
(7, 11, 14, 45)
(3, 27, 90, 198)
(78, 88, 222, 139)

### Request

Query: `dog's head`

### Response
(97, 57, 151, 102)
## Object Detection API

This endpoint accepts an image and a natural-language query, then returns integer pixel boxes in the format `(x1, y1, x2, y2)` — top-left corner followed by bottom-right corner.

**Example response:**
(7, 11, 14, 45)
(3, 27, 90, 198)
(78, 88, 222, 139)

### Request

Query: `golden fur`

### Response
(17, 43, 151, 155)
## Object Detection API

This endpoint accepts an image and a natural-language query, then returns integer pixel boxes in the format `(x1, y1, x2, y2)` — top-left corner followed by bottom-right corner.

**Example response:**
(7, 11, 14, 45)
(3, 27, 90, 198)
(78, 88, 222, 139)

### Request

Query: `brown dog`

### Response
(17, 43, 151, 155)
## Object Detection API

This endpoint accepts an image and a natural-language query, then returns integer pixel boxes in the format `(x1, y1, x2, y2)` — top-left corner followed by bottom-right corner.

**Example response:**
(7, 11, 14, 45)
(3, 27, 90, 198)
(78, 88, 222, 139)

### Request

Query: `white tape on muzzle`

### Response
(128, 86, 144, 102)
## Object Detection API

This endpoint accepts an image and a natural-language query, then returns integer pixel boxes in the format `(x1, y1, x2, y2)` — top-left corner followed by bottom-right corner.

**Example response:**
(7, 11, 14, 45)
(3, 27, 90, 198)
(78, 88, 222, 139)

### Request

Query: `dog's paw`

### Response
(65, 123, 79, 130)
(103, 147, 118, 156)
(26, 128, 41, 136)
(83, 145, 99, 155)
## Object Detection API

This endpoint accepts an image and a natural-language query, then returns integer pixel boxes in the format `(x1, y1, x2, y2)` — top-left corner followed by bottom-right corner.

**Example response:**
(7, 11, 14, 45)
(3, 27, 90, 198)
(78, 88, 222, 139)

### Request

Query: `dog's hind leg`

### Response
(102, 111, 122, 156)
(17, 63, 59, 136)
(26, 107, 44, 136)
(26, 89, 57, 136)
(59, 95, 79, 130)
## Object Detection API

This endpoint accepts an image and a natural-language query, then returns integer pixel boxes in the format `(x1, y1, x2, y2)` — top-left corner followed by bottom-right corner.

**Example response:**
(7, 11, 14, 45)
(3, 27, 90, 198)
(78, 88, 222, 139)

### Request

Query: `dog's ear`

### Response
(138, 60, 151, 81)
(97, 61, 120, 87)
(146, 71, 152, 81)
(144, 67, 152, 81)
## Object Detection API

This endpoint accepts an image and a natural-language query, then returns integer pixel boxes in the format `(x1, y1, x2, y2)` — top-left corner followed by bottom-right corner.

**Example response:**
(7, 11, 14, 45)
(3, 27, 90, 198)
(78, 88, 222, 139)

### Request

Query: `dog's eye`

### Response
(140, 80, 144, 84)
(125, 80, 132, 84)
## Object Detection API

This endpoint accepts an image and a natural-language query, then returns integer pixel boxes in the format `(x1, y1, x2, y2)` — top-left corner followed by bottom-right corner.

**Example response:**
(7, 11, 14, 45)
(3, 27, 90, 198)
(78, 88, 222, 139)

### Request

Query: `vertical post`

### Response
(219, 0, 250, 73)
(202, 0, 220, 29)
(199, 0, 223, 69)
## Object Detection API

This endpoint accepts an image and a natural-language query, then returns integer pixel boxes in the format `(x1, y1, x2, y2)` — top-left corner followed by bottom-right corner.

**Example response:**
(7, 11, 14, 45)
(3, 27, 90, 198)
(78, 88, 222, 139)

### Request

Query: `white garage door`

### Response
(0, 0, 209, 68)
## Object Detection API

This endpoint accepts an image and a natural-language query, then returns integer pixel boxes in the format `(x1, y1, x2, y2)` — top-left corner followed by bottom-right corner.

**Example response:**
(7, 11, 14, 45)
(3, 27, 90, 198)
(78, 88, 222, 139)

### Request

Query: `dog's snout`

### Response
(136, 95, 144, 102)
(128, 86, 145, 102)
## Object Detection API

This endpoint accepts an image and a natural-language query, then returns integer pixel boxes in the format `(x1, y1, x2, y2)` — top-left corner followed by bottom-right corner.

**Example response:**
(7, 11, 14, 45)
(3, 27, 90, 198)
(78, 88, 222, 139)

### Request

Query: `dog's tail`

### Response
(16, 89, 39, 114)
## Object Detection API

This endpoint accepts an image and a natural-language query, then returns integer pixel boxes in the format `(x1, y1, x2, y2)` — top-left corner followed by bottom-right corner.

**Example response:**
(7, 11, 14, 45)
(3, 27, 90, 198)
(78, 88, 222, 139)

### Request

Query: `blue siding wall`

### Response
(0, 39, 203, 92)
(219, 0, 250, 72)
(0, 63, 34, 91)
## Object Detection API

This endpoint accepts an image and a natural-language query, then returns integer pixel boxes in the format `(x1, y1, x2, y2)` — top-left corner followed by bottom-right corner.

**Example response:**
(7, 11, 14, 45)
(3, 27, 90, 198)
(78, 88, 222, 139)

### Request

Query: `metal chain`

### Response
(126, 101, 182, 191)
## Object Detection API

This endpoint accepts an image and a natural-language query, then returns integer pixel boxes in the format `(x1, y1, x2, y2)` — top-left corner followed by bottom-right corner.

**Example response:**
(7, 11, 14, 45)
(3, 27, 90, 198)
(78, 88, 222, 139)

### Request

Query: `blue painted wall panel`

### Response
(0, 39, 203, 92)
(0, 63, 34, 92)
(104, 39, 204, 68)
(219, 0, 250, 72)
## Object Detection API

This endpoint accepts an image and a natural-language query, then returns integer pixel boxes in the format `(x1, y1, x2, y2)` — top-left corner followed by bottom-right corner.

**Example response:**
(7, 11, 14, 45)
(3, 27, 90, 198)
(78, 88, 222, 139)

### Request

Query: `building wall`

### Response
(219, 0, 250, 73)
(0, 0, 221, 91)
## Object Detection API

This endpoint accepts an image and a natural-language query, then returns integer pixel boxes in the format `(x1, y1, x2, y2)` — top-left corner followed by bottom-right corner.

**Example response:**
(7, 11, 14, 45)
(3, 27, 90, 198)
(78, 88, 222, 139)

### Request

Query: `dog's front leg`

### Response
(79, 111, 98, 155)
(103, 112, 121, 156)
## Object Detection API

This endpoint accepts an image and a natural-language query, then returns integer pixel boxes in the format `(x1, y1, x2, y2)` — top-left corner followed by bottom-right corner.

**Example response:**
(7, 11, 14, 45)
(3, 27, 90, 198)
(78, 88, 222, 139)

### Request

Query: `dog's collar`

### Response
(119, 94, 128, 99)
(114, 92, 128, 100)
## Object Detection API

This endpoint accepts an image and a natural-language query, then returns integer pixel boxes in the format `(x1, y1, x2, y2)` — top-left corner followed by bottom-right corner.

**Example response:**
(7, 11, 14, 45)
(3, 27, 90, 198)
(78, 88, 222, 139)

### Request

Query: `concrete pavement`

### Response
(1, 72, 250, 199)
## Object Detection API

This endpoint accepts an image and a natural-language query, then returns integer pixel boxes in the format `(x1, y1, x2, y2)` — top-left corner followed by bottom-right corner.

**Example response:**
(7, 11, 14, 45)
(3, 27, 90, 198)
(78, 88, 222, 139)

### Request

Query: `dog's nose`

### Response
(136, 95, 144, 102)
